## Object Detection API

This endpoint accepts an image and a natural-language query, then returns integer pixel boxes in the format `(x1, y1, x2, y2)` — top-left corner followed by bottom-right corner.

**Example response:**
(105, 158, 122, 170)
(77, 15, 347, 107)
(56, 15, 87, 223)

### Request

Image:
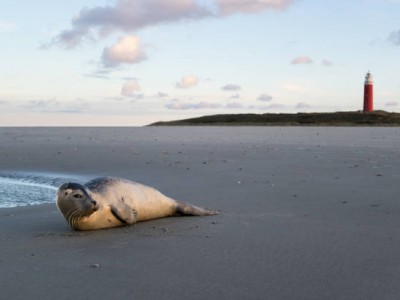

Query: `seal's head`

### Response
(56, 182, 99, 229)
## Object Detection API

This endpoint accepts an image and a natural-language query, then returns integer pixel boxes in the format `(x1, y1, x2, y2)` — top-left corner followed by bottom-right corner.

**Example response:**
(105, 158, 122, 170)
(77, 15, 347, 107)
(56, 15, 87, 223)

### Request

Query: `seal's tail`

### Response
(175, 201, 219, 216)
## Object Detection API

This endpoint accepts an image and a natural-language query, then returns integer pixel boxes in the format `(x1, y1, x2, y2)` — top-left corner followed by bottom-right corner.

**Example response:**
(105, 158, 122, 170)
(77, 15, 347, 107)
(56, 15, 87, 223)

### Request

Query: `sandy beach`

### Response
(1, 126, 400, 300)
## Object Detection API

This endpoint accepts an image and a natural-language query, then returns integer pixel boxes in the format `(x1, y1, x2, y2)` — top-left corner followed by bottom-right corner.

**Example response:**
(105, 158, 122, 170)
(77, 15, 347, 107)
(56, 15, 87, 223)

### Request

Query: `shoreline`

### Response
(150, 111, 400, 126)
(1, 127, 400, 299)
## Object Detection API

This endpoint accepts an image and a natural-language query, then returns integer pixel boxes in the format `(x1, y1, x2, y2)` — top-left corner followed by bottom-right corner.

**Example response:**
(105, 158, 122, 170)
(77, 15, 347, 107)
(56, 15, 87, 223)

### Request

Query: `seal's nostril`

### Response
(91, 200, 97, 205)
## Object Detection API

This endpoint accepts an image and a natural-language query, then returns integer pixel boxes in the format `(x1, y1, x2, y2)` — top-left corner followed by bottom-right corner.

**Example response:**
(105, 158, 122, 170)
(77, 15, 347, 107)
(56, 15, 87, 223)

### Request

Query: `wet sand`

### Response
(1, 127, 400, 300)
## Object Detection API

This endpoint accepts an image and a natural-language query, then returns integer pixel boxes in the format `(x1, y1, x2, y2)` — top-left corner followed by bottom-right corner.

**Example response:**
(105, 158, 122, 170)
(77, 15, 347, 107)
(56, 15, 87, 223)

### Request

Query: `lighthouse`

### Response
(363, 71, 373, 112)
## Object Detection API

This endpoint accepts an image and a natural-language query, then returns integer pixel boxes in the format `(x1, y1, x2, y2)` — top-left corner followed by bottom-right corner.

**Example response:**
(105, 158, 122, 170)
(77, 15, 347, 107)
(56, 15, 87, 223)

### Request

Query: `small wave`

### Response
(0, 172, 86, 208)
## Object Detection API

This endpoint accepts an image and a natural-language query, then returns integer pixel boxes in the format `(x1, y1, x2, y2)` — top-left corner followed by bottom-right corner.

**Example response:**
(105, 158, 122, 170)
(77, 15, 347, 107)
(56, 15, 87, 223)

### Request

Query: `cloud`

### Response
(222, 84, 242, 91)
(165, 100, 222, 110)
(229, 94, 240, 99)
(23, 99, 60, 110)
(266, 103, 285, 109)
(52, 0, 298, 48)
(296, 102, 311, 109)
(84, 72, 110, 80)
(165, 98, 300, 111)
(257, 93, 273, 102)
(102, 35, 146, 67)
(216, 0, 295, 15)
(321, 59, 333, 66)
(385, 101, 399, 107)
(121, 80, 141, 97)
(388, 30, 400, 45)
(53, 28, 92, 49)
(176, 75, 199, 89)
(165, 99, 288, 111)
(291, 56, 313, 65)
(53, 0, 211, 48)
(0, 100, 8, 105)
(157, 92, 169, 98)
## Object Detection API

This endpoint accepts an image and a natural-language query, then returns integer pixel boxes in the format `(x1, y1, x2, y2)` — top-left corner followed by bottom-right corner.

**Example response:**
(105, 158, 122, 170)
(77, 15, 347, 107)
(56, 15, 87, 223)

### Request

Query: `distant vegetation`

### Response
(150, 111, 400, 126)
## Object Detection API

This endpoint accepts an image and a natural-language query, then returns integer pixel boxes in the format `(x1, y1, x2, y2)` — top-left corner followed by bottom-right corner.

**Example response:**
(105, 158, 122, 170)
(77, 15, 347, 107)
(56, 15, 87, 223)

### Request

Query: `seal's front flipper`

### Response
(176, 201, 219, 216)
(110, 202, 137, 225)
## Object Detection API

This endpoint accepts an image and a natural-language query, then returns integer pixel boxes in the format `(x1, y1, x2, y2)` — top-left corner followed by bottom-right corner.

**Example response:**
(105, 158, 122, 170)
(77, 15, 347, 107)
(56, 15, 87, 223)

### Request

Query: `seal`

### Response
(56, 177, 218, 231)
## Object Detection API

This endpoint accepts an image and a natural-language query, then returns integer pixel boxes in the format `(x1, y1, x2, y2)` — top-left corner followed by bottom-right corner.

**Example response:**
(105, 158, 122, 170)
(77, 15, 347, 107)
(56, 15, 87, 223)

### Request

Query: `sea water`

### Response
(0, 173, 85, 208)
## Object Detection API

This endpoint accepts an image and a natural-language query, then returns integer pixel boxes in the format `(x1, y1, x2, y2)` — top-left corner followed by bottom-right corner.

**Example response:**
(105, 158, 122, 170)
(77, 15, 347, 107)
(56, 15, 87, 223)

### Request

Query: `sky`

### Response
(1, 0, 400, 126)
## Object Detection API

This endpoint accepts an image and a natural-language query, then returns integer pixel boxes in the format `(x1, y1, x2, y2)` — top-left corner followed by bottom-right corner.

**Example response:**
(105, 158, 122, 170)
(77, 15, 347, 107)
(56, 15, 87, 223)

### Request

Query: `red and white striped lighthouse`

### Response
(363, 71, 373, 112)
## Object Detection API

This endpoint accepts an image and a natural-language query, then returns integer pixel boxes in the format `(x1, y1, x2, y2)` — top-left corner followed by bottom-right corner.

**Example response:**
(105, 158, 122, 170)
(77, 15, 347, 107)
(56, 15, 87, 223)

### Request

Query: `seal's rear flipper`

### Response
(176, 201, 219, 216)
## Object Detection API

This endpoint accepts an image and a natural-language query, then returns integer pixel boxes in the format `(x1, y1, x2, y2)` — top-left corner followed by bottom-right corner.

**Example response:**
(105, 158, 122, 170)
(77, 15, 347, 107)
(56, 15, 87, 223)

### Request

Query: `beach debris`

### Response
(33, 232, 56, 237)
(161, 227, 170, 234)
(60, 233, 75, 237)
(90, 264, 101, 268)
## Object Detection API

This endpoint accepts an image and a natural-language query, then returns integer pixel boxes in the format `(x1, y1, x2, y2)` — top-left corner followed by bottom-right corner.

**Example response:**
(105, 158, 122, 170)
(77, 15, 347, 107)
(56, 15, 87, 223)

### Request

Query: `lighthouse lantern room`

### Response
(363, 71, 373, 112)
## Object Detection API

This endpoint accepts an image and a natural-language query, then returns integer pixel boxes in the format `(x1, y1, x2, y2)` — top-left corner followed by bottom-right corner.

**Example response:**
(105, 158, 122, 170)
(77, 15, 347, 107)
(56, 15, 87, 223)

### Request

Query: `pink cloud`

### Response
(176, 75, 199, 89)
(121, 80, 141, 97)
(291, 56, 313, 65)
(102, 36, 146, 68)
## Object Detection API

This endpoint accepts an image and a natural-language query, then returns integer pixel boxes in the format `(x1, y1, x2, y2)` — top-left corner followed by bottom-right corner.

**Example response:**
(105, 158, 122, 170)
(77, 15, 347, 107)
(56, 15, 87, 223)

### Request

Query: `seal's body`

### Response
(56, 177, 218, 231)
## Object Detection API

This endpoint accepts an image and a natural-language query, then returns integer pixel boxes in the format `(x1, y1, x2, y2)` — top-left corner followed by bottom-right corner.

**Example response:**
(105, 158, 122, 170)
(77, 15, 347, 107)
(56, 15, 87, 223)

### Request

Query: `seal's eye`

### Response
(74, 194, 83, 199)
